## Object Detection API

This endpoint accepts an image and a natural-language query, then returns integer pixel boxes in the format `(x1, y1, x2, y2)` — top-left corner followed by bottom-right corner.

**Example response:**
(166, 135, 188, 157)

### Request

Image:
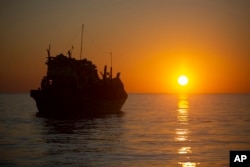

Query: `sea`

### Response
(0, 94, 249, 167)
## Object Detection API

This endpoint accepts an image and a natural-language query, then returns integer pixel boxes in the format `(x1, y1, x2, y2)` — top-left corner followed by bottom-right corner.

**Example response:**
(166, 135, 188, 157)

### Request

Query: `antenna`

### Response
(110, 52, 113, 79)
(80, 24, 84, 60)
(47, 44, 51, 58)
(110, 52, 113, 67)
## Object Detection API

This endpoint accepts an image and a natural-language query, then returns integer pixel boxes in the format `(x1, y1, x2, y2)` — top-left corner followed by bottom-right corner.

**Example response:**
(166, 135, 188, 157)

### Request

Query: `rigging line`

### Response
(84, 28, 110, 55)
(62, 27, 81, 55)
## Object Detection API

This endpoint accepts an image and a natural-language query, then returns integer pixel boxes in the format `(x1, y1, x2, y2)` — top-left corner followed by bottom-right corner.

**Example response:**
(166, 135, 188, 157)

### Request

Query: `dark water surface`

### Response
(0, 94, 249, 166)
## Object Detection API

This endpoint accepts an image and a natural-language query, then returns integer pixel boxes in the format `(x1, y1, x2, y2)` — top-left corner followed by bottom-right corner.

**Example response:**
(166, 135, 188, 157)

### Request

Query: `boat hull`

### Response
(30, 90, 127, 118)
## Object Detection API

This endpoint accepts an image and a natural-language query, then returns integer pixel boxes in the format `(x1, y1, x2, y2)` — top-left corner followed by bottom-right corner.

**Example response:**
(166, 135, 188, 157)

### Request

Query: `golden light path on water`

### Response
(176, 95, 200, 167)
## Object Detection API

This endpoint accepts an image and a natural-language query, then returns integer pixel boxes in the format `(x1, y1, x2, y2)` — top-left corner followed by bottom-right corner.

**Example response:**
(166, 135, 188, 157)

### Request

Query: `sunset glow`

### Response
(0, 1, 249, 94)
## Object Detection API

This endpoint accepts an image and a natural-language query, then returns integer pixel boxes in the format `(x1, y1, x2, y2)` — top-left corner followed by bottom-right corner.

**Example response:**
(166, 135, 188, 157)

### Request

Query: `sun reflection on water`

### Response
(178, 162, 200, 167)
(178, 147, 192, 154)
(176, 95, 200, 166)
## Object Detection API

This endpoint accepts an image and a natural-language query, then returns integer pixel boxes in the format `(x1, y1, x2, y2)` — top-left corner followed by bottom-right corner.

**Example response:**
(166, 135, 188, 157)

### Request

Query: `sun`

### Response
(178, 75, 189, 86)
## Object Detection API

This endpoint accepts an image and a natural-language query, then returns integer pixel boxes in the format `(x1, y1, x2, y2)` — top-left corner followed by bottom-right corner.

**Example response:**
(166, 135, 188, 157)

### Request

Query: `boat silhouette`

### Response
(30, 27, 127, 118)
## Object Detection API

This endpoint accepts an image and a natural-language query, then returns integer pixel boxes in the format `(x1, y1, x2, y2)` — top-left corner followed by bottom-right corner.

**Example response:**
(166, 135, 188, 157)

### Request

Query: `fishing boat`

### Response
(30, 26, 127, 118)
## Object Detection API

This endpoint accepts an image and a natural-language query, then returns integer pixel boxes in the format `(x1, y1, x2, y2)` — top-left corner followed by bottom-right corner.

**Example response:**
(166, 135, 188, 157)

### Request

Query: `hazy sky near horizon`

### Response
(0, 0, 249, 93)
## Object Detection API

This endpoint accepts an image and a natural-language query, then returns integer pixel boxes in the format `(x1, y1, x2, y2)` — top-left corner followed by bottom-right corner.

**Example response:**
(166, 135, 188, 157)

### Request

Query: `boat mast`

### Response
(80, 24, 84, 60)
(47, 44, 51, 58)
(110, 52, 113, 79)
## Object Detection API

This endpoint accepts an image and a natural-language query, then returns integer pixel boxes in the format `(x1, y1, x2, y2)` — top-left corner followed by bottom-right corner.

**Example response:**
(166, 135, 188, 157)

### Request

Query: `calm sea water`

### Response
(0, 94, 249, 167)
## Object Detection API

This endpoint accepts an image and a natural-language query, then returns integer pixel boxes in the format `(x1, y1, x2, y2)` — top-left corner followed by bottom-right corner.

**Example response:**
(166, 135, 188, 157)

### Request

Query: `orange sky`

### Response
(0, 0, 249, 93)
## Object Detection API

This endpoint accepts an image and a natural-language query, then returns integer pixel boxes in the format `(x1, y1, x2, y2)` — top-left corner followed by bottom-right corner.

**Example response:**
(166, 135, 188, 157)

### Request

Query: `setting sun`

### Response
(178, 75, 189, 86)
